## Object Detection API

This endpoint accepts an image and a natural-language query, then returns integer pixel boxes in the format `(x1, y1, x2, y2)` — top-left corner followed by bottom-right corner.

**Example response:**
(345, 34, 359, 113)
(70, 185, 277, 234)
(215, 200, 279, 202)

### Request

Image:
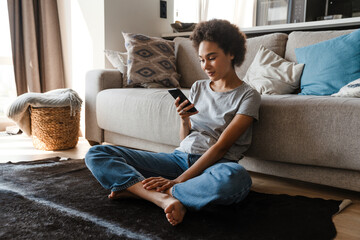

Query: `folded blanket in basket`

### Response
(6, 88, 82, 136)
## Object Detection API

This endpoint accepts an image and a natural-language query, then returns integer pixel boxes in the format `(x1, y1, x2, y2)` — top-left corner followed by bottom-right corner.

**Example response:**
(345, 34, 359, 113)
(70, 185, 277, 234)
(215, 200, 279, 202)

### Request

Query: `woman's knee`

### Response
(228, 164, 252, 200)
(203, 163, 252, 205)
(231, 163, 252, 185)
(87, 145, 104, 154)
(210, 163, 252, 191)
(85, 145, 110, 167)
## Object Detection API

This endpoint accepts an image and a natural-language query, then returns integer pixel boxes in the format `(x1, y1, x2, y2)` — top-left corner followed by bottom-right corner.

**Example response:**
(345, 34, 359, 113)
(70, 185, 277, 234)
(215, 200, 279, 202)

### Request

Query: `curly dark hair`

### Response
(190, 19, 246, 67)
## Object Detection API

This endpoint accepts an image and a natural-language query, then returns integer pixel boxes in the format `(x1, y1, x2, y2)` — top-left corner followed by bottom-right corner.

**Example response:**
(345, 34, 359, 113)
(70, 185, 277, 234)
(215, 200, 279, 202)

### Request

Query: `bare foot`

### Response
(164, 199, 187, 226)
(125, 182, 186, 226)
(108, 190, 140, 200)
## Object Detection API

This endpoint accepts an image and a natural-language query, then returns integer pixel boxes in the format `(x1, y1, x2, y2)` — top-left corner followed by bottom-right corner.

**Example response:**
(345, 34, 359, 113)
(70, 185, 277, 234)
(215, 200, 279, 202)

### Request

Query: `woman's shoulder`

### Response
(239, 82, 261, 104)
(190, 79, 210, 91)
(193, 79, 210, 87)
(241, 82, 260, 96)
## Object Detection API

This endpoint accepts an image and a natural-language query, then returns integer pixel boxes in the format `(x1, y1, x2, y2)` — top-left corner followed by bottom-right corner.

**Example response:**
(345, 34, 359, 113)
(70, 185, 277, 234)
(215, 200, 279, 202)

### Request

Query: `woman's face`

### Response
(198, 41, 234, 82)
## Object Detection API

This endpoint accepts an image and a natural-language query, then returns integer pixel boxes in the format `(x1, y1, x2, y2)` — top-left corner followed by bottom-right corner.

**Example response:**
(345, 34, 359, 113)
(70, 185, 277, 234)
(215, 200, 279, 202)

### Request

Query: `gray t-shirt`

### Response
(176, 80, 261, 161)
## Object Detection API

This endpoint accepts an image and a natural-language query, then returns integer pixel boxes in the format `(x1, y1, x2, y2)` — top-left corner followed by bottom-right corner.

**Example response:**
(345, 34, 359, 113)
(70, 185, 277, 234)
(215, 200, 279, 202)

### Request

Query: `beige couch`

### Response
(85, 29, 360, 192)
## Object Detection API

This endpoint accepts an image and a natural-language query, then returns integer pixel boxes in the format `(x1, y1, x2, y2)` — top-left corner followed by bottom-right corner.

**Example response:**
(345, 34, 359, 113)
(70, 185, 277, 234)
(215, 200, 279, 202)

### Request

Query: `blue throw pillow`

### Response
(295, 29, 360, 95)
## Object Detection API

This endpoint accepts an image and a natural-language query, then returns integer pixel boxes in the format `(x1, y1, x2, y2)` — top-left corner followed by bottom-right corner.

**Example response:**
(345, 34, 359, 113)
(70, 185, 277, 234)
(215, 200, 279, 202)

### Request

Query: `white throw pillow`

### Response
(243, 45, 304, 95)
(104, 49, 129, 87)
(104, 49, 128, 73)
(331, 78, 360, 98)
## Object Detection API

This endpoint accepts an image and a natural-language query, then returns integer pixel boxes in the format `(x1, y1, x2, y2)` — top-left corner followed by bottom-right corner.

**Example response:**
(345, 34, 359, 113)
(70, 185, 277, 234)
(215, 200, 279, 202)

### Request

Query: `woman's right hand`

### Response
(175, 97, 198, 120)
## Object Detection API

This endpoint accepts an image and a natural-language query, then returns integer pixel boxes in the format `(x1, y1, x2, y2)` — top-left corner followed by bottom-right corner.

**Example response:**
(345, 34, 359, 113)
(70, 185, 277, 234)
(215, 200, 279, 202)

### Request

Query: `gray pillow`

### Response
(123, 32, 180, 88)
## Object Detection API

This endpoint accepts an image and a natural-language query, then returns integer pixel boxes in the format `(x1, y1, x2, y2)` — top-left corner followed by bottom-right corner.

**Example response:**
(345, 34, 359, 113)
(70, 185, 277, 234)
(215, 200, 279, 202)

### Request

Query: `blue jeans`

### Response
(85, 145, 252, 211)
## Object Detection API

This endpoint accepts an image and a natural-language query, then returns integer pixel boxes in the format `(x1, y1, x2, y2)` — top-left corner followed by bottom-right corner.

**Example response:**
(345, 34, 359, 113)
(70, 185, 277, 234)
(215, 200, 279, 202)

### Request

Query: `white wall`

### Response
(58, 0, 174, 132)
(59, 0, 175, 80)
(58, 0, 105, 91)
(58, 0, 105, 135)
(104, 0, 174, 67)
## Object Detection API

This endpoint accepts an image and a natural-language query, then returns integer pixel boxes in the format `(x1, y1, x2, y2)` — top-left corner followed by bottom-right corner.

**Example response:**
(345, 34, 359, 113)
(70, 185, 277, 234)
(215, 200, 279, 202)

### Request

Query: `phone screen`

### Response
(168, 88, 197, 113)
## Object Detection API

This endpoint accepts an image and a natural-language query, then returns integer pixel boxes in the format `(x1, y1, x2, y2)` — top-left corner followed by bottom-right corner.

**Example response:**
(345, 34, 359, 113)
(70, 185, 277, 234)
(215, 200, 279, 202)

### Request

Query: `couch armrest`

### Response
(85, 69, 123, 144)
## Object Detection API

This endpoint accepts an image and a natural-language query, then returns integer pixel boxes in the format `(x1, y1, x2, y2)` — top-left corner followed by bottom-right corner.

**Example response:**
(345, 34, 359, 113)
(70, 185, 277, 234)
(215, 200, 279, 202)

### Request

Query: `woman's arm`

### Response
(179, 117, 191, 141)
(143, 114, 254, 191)
(175, 114, 253, 183)
(175, 97, 198, 141)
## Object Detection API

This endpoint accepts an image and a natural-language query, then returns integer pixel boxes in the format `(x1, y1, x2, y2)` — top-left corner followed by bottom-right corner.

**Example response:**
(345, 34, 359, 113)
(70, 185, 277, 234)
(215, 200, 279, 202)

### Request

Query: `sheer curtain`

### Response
(7, 0, 65, 95)
(199, 0, 256, 28)
(233, 0, 257, 28)
(199, 0, 209, 22)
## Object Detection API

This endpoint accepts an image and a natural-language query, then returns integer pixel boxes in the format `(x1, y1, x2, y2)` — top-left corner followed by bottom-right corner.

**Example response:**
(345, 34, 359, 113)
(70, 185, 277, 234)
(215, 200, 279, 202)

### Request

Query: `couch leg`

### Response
(87, 140, 100, 146)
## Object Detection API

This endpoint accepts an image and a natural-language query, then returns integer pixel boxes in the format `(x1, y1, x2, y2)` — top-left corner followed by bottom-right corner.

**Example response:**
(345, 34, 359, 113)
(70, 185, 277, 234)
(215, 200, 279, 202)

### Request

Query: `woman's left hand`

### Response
(142, 177, 178, 192)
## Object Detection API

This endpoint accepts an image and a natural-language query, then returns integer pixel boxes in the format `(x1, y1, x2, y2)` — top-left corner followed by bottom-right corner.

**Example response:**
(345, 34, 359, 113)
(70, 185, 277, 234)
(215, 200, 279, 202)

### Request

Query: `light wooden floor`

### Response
(1, 133, 359, 239)
(0, 133, 90, 163)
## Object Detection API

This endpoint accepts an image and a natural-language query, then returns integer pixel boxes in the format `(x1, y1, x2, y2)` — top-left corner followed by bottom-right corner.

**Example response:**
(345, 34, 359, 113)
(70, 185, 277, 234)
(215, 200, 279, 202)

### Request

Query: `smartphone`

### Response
(168, 88, 197, 113)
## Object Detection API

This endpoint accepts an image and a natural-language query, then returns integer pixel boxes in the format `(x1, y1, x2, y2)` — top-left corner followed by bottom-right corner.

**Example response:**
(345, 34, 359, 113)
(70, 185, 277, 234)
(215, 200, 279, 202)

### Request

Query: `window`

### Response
(174, 0, 256, 28)
(0, 0, 16, 118)
(174, 0, 199, 23)
(207, 0, 237, 23)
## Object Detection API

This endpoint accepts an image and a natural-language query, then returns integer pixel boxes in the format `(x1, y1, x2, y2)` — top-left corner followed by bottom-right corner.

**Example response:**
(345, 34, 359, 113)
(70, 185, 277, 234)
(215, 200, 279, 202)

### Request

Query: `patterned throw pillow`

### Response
(104, 50, 167, 88)
(123, 32, 180, 88)
(331, 78, 360, 98)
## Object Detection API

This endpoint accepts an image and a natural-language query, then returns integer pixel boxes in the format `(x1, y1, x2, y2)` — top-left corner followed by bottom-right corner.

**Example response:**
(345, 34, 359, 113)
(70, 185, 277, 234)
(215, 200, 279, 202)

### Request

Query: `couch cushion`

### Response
(174, 33, 288, 87)
(284, 30, 354, 62)
(96, 88, 187, 146)
(245, 95, 360, 171)
(236, 33, 288, 80)
(174, 37, 208, 88)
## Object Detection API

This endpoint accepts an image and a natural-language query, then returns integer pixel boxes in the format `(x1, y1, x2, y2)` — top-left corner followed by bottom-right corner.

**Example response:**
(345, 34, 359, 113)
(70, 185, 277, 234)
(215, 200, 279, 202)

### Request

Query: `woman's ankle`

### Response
(108, 190, 140, 199)
(165, 186, 173, 196)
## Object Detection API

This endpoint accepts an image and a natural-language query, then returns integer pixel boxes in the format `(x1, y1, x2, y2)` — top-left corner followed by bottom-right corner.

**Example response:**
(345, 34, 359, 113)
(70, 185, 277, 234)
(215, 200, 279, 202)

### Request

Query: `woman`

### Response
(85, 19, 261, 226)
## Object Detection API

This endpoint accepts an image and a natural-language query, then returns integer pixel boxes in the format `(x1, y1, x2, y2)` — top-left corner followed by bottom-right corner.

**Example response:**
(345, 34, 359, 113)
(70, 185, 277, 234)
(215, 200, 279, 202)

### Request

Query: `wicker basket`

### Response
(30, 106, 80, 151)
